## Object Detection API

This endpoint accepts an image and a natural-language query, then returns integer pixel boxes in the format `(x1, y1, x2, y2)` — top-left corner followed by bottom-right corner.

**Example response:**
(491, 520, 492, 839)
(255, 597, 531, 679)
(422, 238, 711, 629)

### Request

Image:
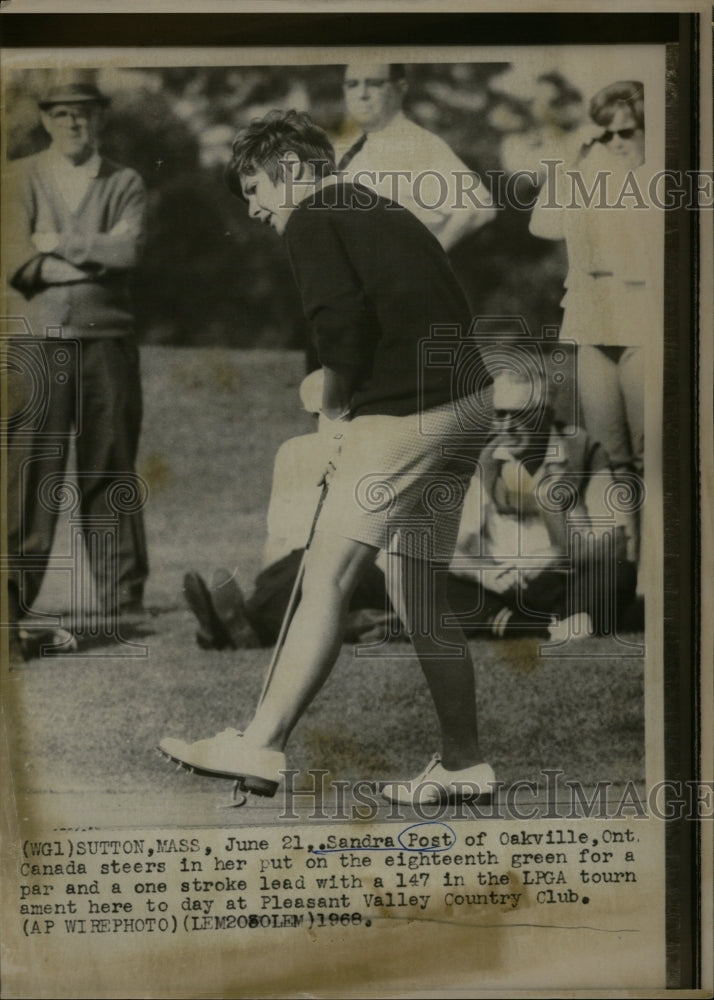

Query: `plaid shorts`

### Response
(317, 397, 482, 561)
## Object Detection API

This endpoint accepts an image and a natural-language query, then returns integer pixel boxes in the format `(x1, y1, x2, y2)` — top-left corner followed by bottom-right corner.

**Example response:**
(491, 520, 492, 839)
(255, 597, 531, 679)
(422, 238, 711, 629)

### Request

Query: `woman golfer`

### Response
(160, 110, 495, 806)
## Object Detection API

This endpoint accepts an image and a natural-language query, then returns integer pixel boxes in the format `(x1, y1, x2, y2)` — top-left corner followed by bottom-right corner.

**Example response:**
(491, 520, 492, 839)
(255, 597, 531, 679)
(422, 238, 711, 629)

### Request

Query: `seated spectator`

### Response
(184, 368, 641, 651)
(448, 368, 639, 638)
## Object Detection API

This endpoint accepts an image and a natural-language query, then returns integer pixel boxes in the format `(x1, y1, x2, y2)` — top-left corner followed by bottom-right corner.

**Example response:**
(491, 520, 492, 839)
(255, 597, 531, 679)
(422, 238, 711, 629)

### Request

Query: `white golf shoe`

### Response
(159, 728, 285, 796)
(381, 754, 496, 806)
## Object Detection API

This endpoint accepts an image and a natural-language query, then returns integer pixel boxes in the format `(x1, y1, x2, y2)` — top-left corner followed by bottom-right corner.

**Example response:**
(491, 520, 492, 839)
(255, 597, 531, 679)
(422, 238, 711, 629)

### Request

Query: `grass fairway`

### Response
(6, 347, 645, 825)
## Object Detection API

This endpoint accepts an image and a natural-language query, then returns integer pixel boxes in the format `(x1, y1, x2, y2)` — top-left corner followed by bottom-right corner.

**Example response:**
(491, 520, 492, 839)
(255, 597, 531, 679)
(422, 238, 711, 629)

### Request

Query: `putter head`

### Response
(216, 781, 249, 809)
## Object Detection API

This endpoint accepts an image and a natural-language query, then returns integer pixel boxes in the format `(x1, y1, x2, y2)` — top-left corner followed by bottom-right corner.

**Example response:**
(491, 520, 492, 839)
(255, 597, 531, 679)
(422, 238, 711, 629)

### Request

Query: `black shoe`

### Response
(209, 568, 261, 649)
(618, 595, 645, 632)
(183, 572, 231, 650)
(9, 627, 26, 664)
(16, 626, 78, 660)
(486, 608, 550, 639)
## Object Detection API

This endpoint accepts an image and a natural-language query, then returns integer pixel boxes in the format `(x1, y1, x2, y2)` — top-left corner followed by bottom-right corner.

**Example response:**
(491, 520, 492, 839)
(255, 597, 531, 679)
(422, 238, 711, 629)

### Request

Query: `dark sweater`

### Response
(284, 181, 483, 417)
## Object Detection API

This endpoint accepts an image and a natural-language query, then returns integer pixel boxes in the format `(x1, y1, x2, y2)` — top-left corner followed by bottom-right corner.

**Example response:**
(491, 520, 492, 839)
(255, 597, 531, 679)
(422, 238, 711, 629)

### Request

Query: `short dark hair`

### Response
(535, 70, 582, 110)
(225, 109, 335, 198)
(589, 80, 644, 130)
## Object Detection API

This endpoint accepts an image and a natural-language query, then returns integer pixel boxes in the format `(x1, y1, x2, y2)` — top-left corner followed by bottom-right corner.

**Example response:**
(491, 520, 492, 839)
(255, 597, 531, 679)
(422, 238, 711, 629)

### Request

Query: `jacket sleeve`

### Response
(528, 162, 567, 241)
(415, 134, 496, 250)
(285, 208, 375, 371)
(3, 164, 47, 297)
(55, 169, 147, 272)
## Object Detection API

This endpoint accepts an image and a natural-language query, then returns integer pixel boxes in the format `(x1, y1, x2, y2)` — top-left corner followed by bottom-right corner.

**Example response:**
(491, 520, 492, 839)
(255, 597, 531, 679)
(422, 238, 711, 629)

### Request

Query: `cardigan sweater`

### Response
(4, 149, 146, 338)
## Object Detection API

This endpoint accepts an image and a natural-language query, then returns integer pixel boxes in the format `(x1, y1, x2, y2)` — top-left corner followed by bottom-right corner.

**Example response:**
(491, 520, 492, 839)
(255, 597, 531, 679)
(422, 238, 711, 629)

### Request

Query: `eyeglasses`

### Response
(47, 108, 93, 123)
(599, 128, 639, 143)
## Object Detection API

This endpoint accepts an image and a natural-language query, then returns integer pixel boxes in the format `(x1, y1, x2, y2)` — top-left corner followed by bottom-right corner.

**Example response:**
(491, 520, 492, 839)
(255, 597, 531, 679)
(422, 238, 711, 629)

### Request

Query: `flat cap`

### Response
(38, 81, 110, 109)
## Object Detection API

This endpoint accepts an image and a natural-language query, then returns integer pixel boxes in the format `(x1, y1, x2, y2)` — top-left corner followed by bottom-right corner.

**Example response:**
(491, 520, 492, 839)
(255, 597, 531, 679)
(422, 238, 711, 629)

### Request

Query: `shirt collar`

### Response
(46, 147, 102, 176)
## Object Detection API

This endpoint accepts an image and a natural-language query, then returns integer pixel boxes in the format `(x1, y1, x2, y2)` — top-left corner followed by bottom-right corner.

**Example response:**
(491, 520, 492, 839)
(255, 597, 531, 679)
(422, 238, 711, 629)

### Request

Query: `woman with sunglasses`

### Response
(530, 80, 660, 594)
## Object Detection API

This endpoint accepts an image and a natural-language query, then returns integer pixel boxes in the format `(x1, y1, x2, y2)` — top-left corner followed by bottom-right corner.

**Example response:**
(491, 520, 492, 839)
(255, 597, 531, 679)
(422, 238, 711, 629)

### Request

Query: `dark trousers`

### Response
(446, 561, 638, 635)
(242, 552, 637, 646)
(6, 336, 148, 620)
(245, 549, 390, 646)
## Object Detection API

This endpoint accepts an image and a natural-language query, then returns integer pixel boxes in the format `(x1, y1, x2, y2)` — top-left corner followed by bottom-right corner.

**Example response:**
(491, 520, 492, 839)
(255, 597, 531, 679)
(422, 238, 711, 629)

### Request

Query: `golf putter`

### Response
(160, 481, 329, 807)
(257, 480, 329, 710)
(225, 480, 329, 806)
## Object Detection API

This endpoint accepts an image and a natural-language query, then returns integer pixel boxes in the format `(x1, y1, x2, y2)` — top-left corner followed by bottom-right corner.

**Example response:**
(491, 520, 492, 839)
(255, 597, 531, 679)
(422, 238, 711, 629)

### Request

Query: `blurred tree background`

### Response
(5, 62, 587, 350)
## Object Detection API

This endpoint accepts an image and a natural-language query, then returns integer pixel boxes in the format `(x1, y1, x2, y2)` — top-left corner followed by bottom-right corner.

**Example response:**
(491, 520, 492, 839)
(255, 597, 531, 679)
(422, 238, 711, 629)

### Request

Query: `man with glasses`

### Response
(337, 62, 494, 251)
(447, 369, 639, 639)
(5, 77, 148, 658)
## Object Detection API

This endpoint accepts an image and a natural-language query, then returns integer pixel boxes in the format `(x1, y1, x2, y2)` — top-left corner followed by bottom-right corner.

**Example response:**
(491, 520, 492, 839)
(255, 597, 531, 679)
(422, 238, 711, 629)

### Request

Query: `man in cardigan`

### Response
(5, 78, 148, 658)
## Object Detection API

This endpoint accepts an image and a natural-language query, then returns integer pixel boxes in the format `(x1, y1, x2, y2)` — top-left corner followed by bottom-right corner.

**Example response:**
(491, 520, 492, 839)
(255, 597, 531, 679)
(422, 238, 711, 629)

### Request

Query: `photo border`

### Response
(0, 3, 710, 996)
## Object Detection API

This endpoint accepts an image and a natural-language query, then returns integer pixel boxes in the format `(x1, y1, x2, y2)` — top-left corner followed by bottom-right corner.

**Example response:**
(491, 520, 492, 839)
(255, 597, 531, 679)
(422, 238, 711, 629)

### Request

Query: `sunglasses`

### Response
(492, 408, 540, 429)
(599, 128, 639, 143)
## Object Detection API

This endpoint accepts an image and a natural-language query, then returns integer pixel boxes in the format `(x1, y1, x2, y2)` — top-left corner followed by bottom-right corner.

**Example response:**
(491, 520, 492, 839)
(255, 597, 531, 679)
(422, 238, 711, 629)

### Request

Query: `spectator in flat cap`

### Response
(37, 80, 111, 109)
(4, 74, 149, 659)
